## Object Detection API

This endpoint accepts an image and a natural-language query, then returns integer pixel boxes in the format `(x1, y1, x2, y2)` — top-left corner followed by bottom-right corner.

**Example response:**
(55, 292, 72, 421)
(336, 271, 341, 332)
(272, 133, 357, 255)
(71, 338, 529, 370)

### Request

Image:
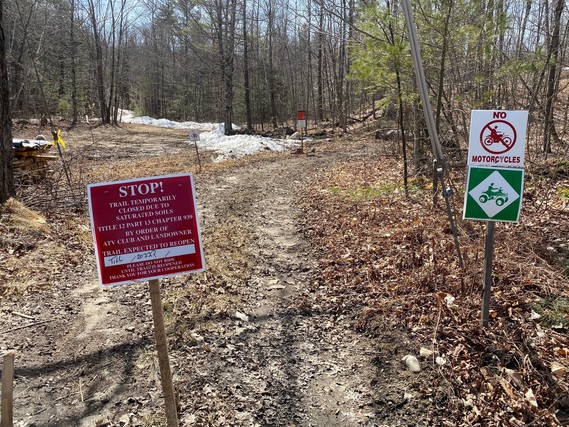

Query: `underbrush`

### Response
(299, 155, 569, 426)
(0, 199, 91, 297)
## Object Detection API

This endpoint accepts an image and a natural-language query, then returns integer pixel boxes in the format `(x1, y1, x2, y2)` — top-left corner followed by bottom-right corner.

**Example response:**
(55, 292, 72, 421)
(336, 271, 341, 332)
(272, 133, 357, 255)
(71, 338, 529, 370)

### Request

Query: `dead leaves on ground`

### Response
(298, 155, 569, 426)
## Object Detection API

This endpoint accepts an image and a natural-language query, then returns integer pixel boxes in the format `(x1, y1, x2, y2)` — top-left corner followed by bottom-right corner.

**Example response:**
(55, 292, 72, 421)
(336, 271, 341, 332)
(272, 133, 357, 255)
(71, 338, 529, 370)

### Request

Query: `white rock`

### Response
(402, 355, 421, 372)
(190, 332, 204, 343)
(235, 311, 249, 322)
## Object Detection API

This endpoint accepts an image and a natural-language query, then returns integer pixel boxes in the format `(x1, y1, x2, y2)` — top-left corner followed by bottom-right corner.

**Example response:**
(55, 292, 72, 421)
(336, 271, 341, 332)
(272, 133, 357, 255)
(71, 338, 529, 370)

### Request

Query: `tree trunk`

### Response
(216, 0, 236, 134)
(70, 0, 78, 125)
(435, 0, 452, 133)
(306, 0, 313, 125)
(0, 0, 15, 203)
(396, 69, 408, 196)
(110, 0, 126, 125)
(243, 0, 252, 131)
(10, 1, 34, 114)
(268, 1, 278, 129)
(317, 5, 324, 122)
(88, 0, 108, 123)
(107, 0, 116, 125)
(543, 0, 564, 153)
(336, 0, 347, 132)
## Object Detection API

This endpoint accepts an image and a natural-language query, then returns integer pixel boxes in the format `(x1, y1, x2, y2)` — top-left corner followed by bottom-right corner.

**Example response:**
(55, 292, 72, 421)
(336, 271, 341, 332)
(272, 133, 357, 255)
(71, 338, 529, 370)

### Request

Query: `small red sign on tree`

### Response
(88, 174, 205, 286)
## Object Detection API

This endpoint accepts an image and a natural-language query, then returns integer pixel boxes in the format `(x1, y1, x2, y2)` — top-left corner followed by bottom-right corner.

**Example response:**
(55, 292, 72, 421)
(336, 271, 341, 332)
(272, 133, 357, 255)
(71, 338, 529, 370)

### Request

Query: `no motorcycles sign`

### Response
(88, 174, 205, 287)
(468, 110, 528, 167)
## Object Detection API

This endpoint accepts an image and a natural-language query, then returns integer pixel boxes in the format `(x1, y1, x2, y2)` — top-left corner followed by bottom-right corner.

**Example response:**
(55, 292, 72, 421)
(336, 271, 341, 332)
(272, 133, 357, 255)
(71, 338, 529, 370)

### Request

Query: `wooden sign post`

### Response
(149, 280, 178, 426)
(1, 351, 15, 427)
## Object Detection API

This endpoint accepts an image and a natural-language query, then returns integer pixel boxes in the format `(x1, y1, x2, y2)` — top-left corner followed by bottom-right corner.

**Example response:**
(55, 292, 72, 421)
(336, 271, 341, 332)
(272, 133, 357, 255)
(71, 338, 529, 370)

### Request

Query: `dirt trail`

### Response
(1, 138, 430, 426)
(185, 153, 382, 426)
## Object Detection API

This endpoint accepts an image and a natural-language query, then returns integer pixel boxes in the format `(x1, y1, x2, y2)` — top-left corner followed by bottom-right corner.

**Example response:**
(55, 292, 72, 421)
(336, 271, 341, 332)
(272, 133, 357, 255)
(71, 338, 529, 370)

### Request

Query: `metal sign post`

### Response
(481, 222, 496, 327)
(188, 130, 202, 173)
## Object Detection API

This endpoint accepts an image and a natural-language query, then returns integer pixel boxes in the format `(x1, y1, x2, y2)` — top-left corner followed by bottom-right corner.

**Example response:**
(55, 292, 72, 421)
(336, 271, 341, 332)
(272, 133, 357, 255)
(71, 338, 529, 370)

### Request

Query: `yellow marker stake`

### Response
(51, 129, 66, 148)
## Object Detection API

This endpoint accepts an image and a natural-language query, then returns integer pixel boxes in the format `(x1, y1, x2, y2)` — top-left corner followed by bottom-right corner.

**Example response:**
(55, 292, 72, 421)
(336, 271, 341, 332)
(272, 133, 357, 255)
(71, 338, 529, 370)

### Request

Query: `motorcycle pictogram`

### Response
(478, 183, 509, 206)
(483, 125, 513, 148)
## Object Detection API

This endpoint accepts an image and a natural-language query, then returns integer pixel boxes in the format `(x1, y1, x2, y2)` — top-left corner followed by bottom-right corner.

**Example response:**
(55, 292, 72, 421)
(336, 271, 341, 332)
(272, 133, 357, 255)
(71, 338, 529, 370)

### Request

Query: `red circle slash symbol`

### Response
(480, 120, 517, 154)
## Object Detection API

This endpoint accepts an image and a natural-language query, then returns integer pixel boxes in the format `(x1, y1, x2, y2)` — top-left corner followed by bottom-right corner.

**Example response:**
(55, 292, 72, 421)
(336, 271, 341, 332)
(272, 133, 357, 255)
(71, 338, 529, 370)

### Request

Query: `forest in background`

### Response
(2, 0, 569, 155)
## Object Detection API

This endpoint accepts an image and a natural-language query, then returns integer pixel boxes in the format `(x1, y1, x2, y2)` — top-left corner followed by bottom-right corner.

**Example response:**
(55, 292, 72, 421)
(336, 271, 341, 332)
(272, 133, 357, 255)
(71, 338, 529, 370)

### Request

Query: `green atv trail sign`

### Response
(463, 166, 524, 222)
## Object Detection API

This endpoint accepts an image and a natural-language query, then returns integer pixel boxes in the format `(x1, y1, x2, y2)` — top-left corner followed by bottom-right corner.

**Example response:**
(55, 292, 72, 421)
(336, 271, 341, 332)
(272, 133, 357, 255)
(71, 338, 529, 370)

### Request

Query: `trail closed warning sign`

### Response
(468, 110, 528, 167)
(88, 174, 205, 286)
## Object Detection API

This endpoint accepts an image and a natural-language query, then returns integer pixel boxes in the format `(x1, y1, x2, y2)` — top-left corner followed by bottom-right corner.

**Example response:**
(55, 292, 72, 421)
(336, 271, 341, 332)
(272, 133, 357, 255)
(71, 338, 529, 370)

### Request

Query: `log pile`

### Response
(13, 138, 59, 181)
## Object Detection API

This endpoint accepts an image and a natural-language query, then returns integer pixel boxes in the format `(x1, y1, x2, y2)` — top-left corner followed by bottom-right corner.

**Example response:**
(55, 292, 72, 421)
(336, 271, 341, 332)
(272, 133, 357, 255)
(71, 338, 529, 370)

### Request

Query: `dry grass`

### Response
(0, 198, 50, 233)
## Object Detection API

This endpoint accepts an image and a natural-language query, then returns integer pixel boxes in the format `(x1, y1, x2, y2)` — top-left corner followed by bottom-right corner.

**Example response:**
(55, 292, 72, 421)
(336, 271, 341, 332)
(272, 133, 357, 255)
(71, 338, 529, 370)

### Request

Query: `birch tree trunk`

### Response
(243, 0, 253, 131)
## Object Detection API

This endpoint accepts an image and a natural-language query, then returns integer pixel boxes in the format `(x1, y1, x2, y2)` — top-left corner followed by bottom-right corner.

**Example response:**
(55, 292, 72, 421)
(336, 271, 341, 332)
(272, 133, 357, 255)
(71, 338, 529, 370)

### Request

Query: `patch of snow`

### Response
(119, 110, 298, 161)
